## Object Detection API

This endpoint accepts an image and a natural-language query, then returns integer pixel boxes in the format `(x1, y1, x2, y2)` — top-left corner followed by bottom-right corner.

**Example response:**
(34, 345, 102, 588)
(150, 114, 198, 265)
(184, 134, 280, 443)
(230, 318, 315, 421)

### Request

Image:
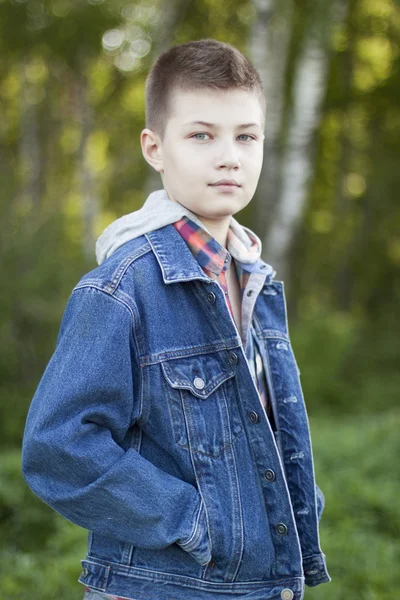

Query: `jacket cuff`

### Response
(176, 497, 212, 566)
(303, 552, 332, 587)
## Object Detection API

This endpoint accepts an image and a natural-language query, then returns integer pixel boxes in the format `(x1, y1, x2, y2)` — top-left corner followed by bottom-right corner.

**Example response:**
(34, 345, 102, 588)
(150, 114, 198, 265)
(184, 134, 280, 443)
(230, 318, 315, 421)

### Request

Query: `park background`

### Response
(1, 0, 399, 598)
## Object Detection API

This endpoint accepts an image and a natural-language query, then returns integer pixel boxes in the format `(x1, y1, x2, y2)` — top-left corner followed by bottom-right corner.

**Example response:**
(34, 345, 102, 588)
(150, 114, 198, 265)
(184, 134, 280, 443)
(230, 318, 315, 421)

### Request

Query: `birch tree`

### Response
(249, 0, 293, 242)
(263, 0, 349, 285)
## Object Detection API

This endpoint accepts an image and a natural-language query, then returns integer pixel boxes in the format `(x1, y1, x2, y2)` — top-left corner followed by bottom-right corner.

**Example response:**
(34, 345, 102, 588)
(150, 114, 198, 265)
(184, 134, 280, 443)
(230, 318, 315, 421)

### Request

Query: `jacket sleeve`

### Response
(21, 285, 211, 565)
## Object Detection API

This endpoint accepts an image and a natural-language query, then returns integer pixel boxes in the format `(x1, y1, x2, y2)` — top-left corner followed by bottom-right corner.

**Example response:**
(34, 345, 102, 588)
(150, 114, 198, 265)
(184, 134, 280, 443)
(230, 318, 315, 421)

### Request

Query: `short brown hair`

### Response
(145, 38, 266, 140)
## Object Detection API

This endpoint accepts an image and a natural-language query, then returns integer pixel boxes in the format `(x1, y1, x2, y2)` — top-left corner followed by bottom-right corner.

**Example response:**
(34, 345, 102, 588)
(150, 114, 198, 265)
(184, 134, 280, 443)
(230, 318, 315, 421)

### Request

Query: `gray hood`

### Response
(95, 188, 265, 267)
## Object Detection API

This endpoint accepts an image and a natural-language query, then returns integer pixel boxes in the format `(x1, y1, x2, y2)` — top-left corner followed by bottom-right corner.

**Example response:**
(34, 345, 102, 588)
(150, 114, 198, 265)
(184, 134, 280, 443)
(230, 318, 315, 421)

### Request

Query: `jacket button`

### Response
(228, 351, 238, 364)
(264, 469, 276, 481)
(246, 289, 254, 297)
(281, 589, 294, 600)
(248, 411, 259, 423)
(276, 523, 288, 535)
(82, 566, 89, 576)
(193, 377, 205, 389)
(206, 292, 216, 304)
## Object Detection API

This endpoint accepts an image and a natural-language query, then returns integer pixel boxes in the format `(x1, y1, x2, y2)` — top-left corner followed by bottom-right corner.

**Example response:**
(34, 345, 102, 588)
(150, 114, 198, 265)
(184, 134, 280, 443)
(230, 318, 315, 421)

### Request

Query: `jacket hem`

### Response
(78, 557, 306, 600)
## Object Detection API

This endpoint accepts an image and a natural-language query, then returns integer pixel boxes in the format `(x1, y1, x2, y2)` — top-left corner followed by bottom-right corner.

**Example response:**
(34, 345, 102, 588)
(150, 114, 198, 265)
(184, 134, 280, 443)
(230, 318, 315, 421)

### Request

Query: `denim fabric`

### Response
(22, 224, 331, 600)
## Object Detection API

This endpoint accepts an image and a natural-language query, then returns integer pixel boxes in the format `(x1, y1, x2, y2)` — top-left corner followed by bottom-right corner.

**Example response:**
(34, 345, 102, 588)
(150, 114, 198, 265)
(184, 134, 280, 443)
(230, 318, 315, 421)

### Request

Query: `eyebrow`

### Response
(182, 120, 261, 129)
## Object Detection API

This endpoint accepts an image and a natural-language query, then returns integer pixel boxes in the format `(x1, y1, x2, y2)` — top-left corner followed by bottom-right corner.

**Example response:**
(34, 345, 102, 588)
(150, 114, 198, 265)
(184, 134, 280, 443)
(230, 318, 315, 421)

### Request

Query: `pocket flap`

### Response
(161, 351, 235, 399)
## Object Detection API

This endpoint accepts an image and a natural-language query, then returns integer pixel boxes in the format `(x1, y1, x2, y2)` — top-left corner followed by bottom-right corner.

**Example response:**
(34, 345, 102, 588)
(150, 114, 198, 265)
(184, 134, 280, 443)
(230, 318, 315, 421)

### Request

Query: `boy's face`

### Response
(141, 87, 265, 233)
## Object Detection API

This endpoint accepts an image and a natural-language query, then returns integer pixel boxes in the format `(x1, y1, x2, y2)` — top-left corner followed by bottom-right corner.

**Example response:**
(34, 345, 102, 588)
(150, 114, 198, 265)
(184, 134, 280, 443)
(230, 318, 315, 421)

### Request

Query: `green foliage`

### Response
(290, 308, 400, 416)
(0, 209, 89, 450)
(0, 451, 87, 598)
(307, 409, 400, 599)
(0, 451, 56, 551)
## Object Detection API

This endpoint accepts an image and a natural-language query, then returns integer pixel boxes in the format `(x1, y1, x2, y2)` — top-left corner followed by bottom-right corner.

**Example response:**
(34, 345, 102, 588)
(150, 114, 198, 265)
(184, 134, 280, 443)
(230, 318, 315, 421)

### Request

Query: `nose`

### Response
(215, 140, 241, 169)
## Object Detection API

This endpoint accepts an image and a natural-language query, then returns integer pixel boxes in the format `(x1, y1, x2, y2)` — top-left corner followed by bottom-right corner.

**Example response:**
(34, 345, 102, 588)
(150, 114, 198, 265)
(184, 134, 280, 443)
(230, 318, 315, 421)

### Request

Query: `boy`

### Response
(22, 39, 331, 600)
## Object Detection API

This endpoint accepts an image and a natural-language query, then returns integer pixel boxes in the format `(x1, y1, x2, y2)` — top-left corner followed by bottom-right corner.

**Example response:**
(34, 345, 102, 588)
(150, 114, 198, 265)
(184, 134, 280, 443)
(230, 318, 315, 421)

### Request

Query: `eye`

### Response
(191, 133, 211, 141)
(237, 134, 256, 142)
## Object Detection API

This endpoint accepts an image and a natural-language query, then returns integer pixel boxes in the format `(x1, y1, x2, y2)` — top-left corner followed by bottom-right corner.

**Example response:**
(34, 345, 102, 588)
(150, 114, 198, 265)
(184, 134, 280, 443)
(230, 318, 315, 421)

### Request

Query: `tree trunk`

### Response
(249, 0, 293, 242)
(144, 0, 194, 198)
(264, 0, 349, 290)
(75, 61, 100, 264)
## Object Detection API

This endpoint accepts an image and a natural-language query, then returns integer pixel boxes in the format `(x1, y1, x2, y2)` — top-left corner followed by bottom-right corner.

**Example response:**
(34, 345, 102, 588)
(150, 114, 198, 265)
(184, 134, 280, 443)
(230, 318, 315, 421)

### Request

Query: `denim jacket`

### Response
(22, 222, 331, 600)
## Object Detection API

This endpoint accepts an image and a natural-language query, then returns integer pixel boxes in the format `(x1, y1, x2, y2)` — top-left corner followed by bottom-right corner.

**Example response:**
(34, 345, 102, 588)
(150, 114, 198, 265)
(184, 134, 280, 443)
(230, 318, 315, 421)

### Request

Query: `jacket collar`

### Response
(146, 224, 276, 285)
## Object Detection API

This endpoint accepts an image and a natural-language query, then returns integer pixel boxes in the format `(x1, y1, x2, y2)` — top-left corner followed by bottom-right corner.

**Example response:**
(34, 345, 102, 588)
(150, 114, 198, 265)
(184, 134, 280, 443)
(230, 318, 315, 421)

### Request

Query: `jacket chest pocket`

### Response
(161, 351, 243, 458)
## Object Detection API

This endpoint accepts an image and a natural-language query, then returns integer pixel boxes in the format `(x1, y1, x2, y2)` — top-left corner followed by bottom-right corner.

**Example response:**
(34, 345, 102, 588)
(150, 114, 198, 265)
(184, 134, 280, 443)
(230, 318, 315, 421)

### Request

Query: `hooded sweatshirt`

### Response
(95, 188, 268, 268)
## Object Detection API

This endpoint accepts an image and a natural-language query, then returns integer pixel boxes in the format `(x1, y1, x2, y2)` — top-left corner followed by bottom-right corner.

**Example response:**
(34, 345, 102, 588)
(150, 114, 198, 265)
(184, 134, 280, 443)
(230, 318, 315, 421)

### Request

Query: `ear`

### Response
(140, 129, 164, 172)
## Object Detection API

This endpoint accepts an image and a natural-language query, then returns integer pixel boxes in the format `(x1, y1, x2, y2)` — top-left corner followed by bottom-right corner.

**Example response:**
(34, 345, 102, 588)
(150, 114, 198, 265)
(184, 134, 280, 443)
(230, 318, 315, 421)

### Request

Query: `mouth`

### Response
(209, 182, 241, 188)
(209, 183, 241, 192)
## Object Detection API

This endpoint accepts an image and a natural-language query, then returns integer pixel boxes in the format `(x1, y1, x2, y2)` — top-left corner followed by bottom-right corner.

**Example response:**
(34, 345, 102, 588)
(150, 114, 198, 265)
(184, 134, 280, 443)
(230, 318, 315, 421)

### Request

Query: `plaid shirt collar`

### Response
(172, 215, 261, 278)
(172, 214, 265, 319)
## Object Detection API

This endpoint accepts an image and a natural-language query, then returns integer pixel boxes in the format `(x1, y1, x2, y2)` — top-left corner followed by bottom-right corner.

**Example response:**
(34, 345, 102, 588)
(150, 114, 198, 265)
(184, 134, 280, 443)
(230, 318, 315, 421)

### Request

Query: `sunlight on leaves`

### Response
(24, 57, 48, 84)
(354, 36, 396, 92)
(361, 0, 395, 19)
(50, 0, 72, 18)
(87, 59, 113, 104)
(102, 29, 125, 53)
(345, 173, 366, 197)
(0, 72, 20, 100)
(121, 81, 145, 115)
